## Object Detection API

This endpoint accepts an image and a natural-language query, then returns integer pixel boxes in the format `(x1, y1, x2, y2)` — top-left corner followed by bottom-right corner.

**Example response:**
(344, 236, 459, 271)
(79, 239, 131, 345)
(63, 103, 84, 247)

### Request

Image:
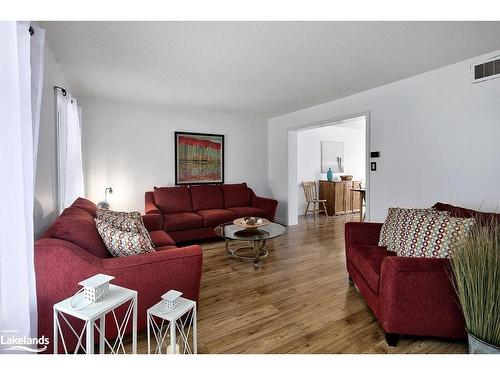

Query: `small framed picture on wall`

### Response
(174, 131, 225, 185)
(321, 140, 344, 173)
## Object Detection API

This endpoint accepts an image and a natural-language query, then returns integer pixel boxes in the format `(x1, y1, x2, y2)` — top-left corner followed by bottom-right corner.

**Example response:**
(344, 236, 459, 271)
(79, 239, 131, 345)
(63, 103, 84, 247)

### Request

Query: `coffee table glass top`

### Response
(215, 222, 286, 241)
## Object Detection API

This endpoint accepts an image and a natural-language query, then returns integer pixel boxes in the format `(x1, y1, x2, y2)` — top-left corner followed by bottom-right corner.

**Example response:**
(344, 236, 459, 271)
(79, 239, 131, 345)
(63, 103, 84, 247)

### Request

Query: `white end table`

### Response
(53, 284, 137, 354)
(147, 297, 197, 354)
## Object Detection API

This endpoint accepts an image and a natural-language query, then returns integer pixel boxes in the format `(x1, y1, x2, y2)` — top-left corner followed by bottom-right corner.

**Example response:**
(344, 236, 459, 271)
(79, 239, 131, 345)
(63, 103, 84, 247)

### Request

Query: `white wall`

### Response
(80, 97, 269, 213)
(297, 120, 366, 214)
(269, 49, 500, 224)
(34, 42, 70, 237)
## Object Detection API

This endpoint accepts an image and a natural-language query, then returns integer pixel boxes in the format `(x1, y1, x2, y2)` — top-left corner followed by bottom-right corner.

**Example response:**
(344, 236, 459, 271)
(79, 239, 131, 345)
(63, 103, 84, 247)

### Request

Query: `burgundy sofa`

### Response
(345, 203, 499, 346)
(34, 197, 203, 354)
(145, 183, 278, 243)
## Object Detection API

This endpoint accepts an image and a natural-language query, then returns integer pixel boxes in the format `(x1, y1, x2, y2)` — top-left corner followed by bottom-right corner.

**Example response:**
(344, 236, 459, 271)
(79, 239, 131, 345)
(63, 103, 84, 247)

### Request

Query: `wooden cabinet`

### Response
(318, 180, 362, 216)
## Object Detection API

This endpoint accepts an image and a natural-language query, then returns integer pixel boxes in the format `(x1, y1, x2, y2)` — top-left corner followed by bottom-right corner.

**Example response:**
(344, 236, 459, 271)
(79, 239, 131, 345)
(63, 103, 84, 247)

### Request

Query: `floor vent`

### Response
(471, 56, 500, 83)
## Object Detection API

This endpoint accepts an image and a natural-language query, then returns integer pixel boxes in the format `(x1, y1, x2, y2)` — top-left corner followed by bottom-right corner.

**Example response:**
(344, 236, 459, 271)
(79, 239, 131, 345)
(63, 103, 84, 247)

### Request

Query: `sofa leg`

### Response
(348, 275, 353, 283)
(385, 333, 400, 347)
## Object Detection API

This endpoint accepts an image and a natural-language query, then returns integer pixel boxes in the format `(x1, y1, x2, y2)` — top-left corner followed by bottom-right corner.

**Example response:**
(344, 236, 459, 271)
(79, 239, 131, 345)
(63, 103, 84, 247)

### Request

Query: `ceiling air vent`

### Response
(471, 56, 500, 83)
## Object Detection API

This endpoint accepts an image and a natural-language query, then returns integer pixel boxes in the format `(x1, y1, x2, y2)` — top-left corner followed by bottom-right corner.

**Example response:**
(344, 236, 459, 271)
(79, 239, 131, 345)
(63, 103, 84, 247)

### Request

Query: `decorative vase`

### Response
(467, 331, 500, 354)
(327, 168, 333, 181)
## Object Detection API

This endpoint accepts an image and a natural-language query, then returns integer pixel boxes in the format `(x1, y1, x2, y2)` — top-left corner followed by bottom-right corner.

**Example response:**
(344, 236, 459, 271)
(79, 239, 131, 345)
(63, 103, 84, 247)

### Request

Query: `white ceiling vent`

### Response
(471, 55, 500, 83)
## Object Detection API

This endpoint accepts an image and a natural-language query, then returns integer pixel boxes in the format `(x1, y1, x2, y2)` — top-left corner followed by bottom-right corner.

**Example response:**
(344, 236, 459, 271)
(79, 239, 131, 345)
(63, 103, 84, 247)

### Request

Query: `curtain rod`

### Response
(54, 86, 67, 97)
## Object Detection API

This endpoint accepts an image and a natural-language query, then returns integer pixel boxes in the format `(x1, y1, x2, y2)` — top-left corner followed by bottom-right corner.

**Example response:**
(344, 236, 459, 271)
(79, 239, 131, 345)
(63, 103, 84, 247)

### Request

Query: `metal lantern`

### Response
(79, 274, 115, 303)
(161, 290, 182, 312)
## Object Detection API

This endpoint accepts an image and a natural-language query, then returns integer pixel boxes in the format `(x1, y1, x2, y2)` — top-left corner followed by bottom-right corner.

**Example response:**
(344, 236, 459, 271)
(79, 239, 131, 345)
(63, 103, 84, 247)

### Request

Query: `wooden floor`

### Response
(136, 214, 467, 354)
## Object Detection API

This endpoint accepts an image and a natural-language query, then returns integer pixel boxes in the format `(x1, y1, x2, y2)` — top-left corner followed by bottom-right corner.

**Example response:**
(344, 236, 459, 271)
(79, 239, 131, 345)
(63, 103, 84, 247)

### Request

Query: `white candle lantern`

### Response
(161, 290, 182, 312)
(147, 292, 197, 354)
(80, 274, 115, 303)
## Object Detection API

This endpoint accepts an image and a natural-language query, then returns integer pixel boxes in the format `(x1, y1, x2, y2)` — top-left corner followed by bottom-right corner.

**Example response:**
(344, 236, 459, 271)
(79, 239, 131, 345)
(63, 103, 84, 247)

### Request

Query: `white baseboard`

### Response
(274, 217, 288, 226)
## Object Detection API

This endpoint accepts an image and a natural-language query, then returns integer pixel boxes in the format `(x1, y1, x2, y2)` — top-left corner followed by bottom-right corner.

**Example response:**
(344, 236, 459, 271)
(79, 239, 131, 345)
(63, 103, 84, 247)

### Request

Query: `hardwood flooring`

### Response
(136, 214, 467, 354)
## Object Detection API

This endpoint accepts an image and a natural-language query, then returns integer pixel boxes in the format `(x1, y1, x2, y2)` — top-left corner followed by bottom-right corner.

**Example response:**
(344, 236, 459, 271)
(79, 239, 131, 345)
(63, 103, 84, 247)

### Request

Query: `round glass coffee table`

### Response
(214, 221, 286, 267)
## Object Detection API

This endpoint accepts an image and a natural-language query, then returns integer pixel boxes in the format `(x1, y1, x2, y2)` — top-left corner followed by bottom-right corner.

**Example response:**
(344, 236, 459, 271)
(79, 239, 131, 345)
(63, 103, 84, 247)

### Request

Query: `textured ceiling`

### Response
(41, 21, 500, 116)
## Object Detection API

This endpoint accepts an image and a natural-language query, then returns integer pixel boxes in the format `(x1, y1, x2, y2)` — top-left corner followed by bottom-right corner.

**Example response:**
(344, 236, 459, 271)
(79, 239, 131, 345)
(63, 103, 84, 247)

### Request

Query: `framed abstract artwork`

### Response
(321, 141, 344, 173)
(174, 131, 225, 185)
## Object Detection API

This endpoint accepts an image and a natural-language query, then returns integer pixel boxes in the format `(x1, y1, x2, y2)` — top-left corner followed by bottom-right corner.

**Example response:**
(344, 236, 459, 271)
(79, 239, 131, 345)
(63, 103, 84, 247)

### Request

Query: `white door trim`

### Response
(287, 111, 371, 226)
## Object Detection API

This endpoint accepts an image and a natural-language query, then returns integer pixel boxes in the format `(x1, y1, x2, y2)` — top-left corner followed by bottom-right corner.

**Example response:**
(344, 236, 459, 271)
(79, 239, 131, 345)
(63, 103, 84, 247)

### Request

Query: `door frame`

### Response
(287, 111, 371, 226)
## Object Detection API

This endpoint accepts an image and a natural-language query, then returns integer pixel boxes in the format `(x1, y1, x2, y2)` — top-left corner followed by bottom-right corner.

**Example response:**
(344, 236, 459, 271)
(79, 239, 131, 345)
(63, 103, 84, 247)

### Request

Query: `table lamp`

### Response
(97, 187, 113, 209)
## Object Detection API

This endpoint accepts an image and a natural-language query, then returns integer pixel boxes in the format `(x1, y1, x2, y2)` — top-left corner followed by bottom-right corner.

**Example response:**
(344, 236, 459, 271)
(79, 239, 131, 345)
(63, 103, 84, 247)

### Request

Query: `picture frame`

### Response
(174, 131, 225, 185)
(321, 141, 344, 173)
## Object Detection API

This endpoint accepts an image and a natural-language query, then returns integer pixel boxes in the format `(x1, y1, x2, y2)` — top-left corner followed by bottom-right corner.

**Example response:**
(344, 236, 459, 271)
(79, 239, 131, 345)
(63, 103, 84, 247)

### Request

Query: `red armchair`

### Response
(35, 198, 203, 353)
(345, 212, 468, 346)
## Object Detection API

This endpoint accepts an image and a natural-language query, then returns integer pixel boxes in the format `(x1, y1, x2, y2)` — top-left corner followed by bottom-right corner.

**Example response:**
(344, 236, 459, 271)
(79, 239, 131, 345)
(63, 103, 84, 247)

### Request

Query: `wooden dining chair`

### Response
(302, 181, 328, 218)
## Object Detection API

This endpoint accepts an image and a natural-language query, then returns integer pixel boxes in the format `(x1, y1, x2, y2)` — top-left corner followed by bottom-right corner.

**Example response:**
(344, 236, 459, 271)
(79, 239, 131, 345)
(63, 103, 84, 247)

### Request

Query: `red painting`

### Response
(175, 132, 224, 184)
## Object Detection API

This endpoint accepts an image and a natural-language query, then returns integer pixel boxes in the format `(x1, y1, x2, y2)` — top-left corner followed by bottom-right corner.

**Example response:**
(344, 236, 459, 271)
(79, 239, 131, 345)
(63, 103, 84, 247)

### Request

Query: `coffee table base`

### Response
(226, 239, 268, 268)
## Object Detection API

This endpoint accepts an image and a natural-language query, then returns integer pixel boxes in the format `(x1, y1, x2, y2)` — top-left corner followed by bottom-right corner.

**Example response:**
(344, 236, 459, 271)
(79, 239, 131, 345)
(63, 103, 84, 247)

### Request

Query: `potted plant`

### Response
(450, 222, 500, 353)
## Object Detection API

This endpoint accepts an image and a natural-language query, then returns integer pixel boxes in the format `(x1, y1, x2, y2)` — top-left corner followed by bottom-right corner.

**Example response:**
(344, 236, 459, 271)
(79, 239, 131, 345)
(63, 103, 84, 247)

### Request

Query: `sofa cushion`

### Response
(72, 197, 98, 217)
(163, 212, 204, 232)
(96, 209, 153, 247)
(379, 208, 450, 250)
(155, 245, 178, 251)
(190, 185, 224, 211)
(51, 207, 110, 258)
(149, 230, 176, 248)
(432, 202, 500, 225)
(153, 186, 192, 214)
(63, 206, 91, 219)
(168, 227, 219, 243)
(221, 183, 251, 208)
(379, 208, 443, 247)
(97, 208, 141, 221)
(96, 219, 155, 257)
(397, 214, 476, 258)
(227, 206, 268, 218)
(196, 209, 237, 227)
(347, 245, 396, 293)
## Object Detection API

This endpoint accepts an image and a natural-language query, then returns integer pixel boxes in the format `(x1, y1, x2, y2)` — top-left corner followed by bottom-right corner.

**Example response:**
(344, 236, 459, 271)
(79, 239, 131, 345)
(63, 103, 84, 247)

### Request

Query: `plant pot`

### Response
(467, 331, 500, 354)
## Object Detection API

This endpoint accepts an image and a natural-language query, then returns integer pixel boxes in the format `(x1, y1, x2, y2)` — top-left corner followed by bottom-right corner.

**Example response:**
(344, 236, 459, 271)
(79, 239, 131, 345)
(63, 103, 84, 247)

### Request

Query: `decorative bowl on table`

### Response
(340, 175, 353, 181)
(233, 217, 270, 229)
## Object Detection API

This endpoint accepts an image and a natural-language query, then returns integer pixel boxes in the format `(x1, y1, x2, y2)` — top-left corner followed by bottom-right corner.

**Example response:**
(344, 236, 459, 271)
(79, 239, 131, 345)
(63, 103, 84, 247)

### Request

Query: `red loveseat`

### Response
(34, 197, 203, 354)
(145, 183, 278, 243)
(345, 203, 498, 346)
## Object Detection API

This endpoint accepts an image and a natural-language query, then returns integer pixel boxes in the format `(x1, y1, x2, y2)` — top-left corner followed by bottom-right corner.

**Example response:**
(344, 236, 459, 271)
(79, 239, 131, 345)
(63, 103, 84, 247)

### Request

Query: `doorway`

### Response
(287, 113, 370, 226)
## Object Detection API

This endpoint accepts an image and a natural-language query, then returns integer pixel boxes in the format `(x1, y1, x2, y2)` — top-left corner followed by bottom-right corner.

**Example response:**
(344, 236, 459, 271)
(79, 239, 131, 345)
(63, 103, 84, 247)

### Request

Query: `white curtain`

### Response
(30, 25, 44, 180)
(57, 92, 84, 211)
(0, 21, 44, 350)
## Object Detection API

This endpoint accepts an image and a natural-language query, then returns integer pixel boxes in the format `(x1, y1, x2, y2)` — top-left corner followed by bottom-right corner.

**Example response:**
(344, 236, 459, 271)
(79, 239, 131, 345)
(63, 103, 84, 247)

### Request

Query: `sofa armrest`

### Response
(35, 238, 102, 269)
(142, 213, 163, 232)
(145, 191, 161, 214)
(381, 256, 451, 274)
(249, 188, 278, 221)
(101, 245, 203, 303)
(35, 239, 203, 353)
(100, 245, 202, 270)
(378, 256, 465, 338)
(344, 222, 383, 248)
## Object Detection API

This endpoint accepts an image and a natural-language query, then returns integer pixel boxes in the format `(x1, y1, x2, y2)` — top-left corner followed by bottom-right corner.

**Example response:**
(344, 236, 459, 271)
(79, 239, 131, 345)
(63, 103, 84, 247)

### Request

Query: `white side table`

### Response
(53, 284, 137, 354)
(147, 297, 197, 354)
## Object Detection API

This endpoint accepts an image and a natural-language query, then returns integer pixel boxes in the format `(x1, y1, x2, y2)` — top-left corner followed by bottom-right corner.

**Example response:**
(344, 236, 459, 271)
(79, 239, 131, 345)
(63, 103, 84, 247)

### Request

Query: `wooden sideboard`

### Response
(318, 180, 362, 216)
